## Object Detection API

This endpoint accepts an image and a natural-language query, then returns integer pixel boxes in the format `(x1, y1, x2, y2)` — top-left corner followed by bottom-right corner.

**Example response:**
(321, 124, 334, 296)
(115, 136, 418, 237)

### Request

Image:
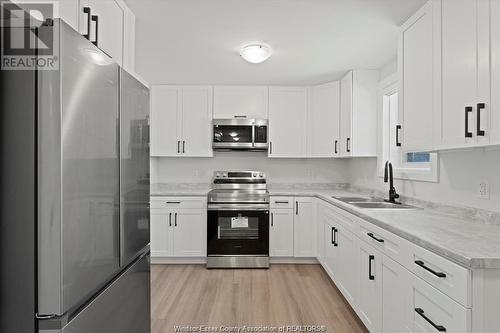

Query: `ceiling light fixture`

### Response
(240, 43, 272, 64)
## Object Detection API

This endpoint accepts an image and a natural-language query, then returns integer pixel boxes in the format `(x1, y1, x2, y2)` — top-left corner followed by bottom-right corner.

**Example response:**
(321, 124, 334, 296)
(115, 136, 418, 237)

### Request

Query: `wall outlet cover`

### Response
(479, 181, 490, 199)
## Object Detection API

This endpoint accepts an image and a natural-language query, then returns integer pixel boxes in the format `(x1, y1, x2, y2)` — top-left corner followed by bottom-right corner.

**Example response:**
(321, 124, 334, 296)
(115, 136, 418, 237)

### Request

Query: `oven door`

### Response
(213, 119, 253, 149)
(207, 208, 269, 256)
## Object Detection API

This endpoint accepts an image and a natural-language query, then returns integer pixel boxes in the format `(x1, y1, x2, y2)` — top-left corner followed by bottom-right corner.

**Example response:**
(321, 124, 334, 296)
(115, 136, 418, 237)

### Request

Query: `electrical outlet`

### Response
(479, 181, 490, 199)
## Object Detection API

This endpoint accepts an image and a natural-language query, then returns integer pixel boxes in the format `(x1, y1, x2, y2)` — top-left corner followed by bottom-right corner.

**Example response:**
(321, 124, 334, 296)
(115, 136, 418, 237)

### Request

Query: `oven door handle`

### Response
(208, 204, 270, 211)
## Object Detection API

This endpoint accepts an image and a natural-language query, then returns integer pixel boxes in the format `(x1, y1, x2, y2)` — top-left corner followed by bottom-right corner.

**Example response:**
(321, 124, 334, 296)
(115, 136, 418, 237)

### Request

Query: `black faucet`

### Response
(384, 161, 401, 204)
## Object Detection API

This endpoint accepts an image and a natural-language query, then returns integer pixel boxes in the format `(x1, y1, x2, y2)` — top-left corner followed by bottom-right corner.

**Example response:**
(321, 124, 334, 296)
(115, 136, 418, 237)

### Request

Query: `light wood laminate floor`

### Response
(151, 264, 368, 333)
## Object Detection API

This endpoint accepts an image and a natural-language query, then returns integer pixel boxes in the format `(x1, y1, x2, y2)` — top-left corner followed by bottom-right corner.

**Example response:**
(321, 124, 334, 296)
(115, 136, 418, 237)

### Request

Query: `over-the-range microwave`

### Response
(212, 118, 268, 151)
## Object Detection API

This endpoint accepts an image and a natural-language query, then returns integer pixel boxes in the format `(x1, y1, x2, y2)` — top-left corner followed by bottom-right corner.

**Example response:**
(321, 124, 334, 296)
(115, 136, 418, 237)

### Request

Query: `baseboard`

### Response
(151, 256, 319, 265)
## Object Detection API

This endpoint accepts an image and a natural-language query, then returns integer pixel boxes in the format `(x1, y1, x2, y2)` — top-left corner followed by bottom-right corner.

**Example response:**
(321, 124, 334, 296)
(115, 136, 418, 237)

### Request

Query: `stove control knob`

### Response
(216, 173, 221, 178)
(259, 173, 264, 178)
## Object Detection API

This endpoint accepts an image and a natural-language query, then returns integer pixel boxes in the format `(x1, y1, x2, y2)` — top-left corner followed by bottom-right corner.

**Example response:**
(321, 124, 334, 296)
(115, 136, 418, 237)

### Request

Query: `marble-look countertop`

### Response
(151, 183, 500, 269)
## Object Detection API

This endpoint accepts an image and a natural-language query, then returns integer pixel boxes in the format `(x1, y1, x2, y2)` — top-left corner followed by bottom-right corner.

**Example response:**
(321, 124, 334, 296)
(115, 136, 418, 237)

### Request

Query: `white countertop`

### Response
(151, 183, 500, 269)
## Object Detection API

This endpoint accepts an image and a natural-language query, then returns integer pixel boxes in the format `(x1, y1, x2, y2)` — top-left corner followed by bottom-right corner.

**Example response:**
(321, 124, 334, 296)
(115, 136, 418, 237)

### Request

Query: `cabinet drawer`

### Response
(150, 196, 207, 209)
(270, 196, 294, 209)
(412, 276, 471, 333)
(411, 245, 471, 307)
(359, 220, 412, 268)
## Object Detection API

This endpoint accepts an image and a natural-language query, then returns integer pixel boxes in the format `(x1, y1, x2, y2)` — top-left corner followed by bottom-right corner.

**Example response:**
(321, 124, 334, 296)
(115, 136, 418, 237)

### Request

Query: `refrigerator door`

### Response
(119, 69, 150, 267)
(38, 20, 120, 316)
(39, 252, 151, 333)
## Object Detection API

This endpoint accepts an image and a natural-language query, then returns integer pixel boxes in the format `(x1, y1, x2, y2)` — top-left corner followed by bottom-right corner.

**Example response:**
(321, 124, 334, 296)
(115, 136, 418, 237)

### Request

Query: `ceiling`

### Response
(125, 0, 426, 85)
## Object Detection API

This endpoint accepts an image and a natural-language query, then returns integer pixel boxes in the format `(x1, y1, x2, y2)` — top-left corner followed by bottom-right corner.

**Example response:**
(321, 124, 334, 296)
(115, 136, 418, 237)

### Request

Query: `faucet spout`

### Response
(384, 161, 400, 204)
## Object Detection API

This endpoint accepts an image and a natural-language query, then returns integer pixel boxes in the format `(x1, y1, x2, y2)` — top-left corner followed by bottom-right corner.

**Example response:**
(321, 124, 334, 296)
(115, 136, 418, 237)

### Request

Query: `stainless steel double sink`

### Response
(332, 196, 418, 210)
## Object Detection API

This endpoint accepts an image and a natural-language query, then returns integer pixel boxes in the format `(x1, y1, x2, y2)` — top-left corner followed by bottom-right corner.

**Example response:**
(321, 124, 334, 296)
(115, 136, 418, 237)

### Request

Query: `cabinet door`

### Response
(270, 209, 294, 257)
(173, 210, 206, 257)
(293, 197, 316, 257)
(150, 86, 181, 156)
(358, 241, 382, 333)
(150, 210, 173, 257)
(268, 87, 308, 157)
(180, 87, 213, 157)
(121, 6, 136, 73)
(311, 82, 340, 157)
(213, 86, 268, 119)
(340, 72, 353, 157)
(399, 2, 435, 152)
(490, 0, 500, 144)
(87, 0, 124, 66)
(323, 221, 338, 279)
(439, 0, 478, 149)
(382, 256, 412, 333)
(337, 226, 358, 307)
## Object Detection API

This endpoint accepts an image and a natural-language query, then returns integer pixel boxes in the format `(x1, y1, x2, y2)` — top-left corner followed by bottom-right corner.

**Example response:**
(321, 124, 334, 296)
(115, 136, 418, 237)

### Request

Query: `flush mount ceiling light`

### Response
(240, 43, 272, 64)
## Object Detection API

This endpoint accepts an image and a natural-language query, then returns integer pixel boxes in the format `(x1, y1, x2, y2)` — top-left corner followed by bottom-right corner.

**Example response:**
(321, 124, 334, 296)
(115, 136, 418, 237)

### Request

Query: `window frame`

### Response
(377, 74, 439, 182)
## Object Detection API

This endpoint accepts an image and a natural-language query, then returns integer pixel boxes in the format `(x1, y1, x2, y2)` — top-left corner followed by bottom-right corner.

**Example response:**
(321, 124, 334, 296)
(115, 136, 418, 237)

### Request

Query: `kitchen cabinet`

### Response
(339, 70, 378, 157)
(150, 210, 172, 257)
(268, 87, 309, 158)
(382, 256, 412, 333)
(293, 197, 316, 257)
(269, 208, 294, 257)
(358, 240, 383, 333)
(150, 85, 213, 157)
(489, 0, 500, 145)
(213, 86, 268, 119)
(311, 82, 341, 157)
(323, 219, 339, 279)
(336, 225, 358, 306)
(173, 210, 207, 257)
(398, 1, 437, 152)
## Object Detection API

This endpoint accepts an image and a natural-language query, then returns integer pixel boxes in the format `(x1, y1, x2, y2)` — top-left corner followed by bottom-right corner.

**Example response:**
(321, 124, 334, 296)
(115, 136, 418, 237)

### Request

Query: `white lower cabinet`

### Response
(269, 208, 294, 257)
(382, 256, 413, 333)
(150, 208, 206, 258)
(293, 197, 316, 257)
(358, 240, 383, 333)
(337, 225, 359, 306)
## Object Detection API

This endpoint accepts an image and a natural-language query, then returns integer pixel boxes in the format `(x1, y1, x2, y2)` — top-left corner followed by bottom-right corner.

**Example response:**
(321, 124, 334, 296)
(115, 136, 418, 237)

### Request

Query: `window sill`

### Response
(377, 166, 439, 183)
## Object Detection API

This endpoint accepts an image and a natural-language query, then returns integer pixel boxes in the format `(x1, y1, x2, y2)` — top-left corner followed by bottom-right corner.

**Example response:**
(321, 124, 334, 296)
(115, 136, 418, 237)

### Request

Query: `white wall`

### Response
(348, 143, 500, 213)
(152, 152, 349, 184)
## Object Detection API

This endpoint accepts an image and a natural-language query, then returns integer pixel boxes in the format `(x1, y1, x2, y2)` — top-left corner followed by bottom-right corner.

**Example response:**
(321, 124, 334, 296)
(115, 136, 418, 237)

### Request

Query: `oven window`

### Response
(254, 125, 267, 143)
(213, 125, 252, 143)
(207, 210, 269, 256)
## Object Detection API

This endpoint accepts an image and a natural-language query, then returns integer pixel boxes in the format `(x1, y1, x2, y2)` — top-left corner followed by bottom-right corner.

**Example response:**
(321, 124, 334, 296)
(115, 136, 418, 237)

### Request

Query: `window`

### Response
(378, 74, 438, 182)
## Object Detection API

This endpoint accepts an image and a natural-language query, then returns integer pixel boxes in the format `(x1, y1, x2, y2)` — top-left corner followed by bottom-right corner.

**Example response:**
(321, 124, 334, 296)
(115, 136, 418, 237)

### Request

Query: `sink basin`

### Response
(332, 196, 381, 203)
(351, 202, 417, 210)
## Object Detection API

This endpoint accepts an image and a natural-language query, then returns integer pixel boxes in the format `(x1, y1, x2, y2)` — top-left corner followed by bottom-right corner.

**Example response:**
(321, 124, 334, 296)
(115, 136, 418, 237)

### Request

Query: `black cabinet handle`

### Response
(274, 201, 289, 204)
(414, 260, 446, 278)
(334, 140, 338, 154)
(465, 106, 473, 138)
(168, 212, 172, 227)
(396, 125, 402, 147)
(182, 140, 185, 153)
(177, 140, 180, 153)
(415, 308, 447, 332)
(174, 212, 178, 227)
(331, 227, 335, 244)
(91, 15, 98, 46)
(234, 115, 247, 118)
(334, 228, 338, 247)
(347, 138, 351, 153)
(83, 7, 91, 39)
(295, 201, 298, 215)
(369, 255, 375, 280)
(477, 103, 485, 136)
(367, 232, 384, 243)
(270, 213, 274, 227)
(269, 142, 273, 155)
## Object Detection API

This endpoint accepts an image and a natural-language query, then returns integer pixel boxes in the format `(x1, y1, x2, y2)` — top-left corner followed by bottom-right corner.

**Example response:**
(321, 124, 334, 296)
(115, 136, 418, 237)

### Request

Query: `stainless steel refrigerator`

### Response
(0, 19, 151, 333)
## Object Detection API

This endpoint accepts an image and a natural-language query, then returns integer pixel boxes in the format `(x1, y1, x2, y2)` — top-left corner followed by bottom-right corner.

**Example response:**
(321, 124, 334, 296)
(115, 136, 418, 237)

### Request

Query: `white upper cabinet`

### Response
(398, 1, 437, 152)
(311, 82, 341, 157)
(487, 0, 500, 145)
(339, 70, 378, 157)
(151, 86, 213, 157)
(268, 87, 309, 158)
(85, 0, 124, 66)
(213, 86, 268, 119)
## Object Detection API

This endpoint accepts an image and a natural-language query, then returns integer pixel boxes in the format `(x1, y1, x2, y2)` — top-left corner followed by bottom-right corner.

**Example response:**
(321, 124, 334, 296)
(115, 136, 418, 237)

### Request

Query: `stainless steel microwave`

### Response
(212, 119, 268, 151)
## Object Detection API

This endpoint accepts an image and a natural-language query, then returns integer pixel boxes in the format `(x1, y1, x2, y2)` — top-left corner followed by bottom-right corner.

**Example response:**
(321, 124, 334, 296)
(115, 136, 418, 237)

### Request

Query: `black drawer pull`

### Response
(415, 308, 447, 332)
(274, 201, 289, 204)
(367, 232, 384, 243)
(465, 106, 473, 138)
(477, 103, 485, 136)
(414, 260, 446, 278)
(334, 140, 338, 154)
(346, 138, 351, 153)
(168, 213, 172, 227)
(396, 125, 402, 147)
(368, 255, 375, 280)
(166, 201, 181, 204)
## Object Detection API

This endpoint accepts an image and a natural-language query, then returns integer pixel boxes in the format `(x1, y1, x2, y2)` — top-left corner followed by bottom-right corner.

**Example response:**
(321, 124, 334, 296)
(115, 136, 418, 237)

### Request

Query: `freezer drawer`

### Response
(40, 252, 151, 333)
